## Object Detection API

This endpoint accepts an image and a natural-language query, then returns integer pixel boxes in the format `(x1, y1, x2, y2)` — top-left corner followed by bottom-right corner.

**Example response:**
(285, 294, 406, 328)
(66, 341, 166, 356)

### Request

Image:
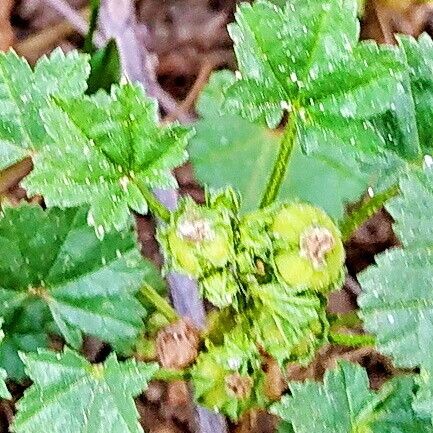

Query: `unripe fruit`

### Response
(191, 339, 260, 419)
(271, 203, 345, 292)
(158, 198, 235, 278)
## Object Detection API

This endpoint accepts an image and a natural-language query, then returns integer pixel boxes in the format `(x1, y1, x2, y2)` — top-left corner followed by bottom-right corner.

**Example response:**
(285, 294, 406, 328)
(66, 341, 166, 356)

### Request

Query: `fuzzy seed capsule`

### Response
(271, 203, 345, 292)
(158, 197, 235, 278)
(191, 339, 261, 420)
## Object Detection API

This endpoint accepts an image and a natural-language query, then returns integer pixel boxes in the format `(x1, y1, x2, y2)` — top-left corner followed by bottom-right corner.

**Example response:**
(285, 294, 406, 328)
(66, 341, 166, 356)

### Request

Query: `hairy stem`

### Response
(140, 283, 179, 323)
(329, 311, 363, 328)
(339, 184, 400, 242)
(135, 181, 171, 224)
(329, 331, 376, 347)
(260, 116, 297, 208)
(153, 367, 190, 382)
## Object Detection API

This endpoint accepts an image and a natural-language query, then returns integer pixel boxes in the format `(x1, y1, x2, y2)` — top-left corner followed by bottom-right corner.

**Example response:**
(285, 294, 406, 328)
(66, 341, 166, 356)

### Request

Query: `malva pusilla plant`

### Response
(1, 0, 433, 431)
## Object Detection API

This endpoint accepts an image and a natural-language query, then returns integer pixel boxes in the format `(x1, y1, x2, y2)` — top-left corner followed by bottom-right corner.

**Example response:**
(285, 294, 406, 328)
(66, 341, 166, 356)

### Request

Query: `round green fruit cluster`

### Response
(158, 189, 345, 299)
(158, 189, 346, 419)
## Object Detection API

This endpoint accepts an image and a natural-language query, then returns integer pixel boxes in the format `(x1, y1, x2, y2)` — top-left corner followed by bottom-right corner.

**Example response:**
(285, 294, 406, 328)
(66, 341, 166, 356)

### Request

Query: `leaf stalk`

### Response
(135, 180, 171, 223)
(140, 283, 179, 323)
(339, 183, 400, 242)
(329, 331, 376, 348)
(260, 115, 297, 208)
(153, 367, 190, 381)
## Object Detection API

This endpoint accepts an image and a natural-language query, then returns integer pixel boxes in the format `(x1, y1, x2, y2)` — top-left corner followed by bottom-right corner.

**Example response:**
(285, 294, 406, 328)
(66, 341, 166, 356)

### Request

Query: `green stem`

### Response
(260, 116, 297, 208)
(339, 183, 400, 242)
(140, 283, 179, 323)
(329, 311, 363, 328)
(329, 331, 375, 348)
(153, 367, 190, 381)
(83, 0, 100, 53)
(135, 180, 171, 223)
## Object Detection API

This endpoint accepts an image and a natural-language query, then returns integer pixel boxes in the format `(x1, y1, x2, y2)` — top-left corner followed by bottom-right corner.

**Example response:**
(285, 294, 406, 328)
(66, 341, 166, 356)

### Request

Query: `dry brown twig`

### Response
(0, 158, 33, 195)
(40, 0, 104, 46)
(14, 8, 90, 61)
(99, 0, 193, 123)
(164, 59, 215, 123)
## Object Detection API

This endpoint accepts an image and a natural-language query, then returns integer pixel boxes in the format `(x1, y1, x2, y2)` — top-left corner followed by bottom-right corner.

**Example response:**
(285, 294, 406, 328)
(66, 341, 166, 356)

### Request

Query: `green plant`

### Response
(1, 0, 433, 431)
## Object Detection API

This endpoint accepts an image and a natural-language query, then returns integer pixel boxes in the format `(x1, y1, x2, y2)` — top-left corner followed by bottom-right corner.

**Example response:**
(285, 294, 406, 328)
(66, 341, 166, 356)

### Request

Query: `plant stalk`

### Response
(135, 180, 171, 224)
(329, 331, 375, 348)
(339, 183, 400, 242)
(329, 311, 363, 329)
(140, 283, 178, 323)
(153, 367, 190, 382)
(260, 115, 297, 208)
(98, 2, 228, 430)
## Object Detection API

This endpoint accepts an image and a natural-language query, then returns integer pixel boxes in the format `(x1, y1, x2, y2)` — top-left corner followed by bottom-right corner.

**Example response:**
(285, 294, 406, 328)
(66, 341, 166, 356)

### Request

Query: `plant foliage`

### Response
(359, 168, 433, 369)
(13, 348, 158, 433)
(0, 49, 89, 170)
(272, 361, 432, 433)
(0, 204, 153, 379)
(189, 71, 370, 218)
(24, 84, 193, 234)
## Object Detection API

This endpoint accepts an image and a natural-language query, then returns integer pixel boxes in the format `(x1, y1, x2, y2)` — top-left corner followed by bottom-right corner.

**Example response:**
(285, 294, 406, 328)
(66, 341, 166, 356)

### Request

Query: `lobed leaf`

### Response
(272, 361, 432, 433)
(359, 168, 433, 369)
(373, 34, 433, 161)
(13, 348, 159, 433)
(249, 283, 327, 365)
(0, 204, 154, 379)
(0, 320, 10, 399)
(225, 0, 403, 136)
(0, 49, 89, 170)
(24, 83, 194, 234)
(189, 71, 369, 219)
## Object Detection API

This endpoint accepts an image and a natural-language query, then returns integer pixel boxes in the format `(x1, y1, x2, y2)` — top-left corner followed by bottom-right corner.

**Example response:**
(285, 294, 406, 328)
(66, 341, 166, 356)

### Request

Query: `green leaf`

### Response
(0, 49, 89, 170)
(225, 0, 402, 132)
(0, 368, 9, 399)
(87, 39, 121, 94)
(249, 283, 327, 365)
(373, 34, 433, 160)
(414, 363, 433, 423)
(0, 204, 153, 376)
(190, 70, 369, 219)
(13, 348, 159, 433)
(0, 319, 11, 399)
(272, 361, 432, 433)
(0, 301, 51, 381)
(359, 168, 433, 369)
(24, 83, 193, 234)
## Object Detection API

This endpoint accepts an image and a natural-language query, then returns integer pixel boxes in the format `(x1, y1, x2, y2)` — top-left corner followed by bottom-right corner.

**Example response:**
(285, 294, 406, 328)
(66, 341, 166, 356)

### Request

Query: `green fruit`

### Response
(271, 203, 345, 292)
(191, 338, 260, 420)
(200, 269, 240, 308)
(158, 197, 235, 277)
